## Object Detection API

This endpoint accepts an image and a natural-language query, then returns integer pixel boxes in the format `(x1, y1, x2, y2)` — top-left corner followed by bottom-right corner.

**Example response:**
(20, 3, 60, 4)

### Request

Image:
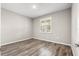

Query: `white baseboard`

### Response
(1, 37, 71, 47)
(1, 38, 32, 46)
(32, 37, 71, 46)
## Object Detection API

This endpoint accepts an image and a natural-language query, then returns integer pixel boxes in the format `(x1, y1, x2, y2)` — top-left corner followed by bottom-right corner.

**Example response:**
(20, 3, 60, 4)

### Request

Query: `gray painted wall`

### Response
(71, 4, 79, 56)
(0, 3, 1, 46)
(1, 8, 32, 45)
(33, 8, 71, 45)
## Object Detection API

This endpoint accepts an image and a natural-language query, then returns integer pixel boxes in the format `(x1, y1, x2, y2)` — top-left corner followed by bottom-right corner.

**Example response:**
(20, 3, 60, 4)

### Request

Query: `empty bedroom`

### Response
(0, 3, 79, 56)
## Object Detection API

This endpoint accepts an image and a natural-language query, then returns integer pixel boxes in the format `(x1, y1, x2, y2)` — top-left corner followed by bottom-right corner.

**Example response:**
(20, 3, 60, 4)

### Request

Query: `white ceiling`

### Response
(1, 3, 72, 18)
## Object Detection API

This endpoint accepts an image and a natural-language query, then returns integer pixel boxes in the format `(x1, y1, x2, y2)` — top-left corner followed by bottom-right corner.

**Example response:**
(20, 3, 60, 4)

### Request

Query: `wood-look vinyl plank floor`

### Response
(0, 39, 73, 56)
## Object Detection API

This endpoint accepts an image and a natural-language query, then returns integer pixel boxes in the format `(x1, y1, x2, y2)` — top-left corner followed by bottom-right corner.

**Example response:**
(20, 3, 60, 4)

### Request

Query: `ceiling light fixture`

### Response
(32, 5, 37, 9)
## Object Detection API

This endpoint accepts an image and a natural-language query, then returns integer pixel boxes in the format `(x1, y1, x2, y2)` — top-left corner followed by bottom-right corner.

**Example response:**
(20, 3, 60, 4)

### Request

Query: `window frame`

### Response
(40, 17, 52, 33)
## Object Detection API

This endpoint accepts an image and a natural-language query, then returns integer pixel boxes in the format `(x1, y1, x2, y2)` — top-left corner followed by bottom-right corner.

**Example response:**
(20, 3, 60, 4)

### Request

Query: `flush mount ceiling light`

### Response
(32, 5, 37, 9)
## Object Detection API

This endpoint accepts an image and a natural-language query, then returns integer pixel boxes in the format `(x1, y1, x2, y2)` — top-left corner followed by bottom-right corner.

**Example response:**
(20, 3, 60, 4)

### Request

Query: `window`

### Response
(40, 17, 52, 33)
